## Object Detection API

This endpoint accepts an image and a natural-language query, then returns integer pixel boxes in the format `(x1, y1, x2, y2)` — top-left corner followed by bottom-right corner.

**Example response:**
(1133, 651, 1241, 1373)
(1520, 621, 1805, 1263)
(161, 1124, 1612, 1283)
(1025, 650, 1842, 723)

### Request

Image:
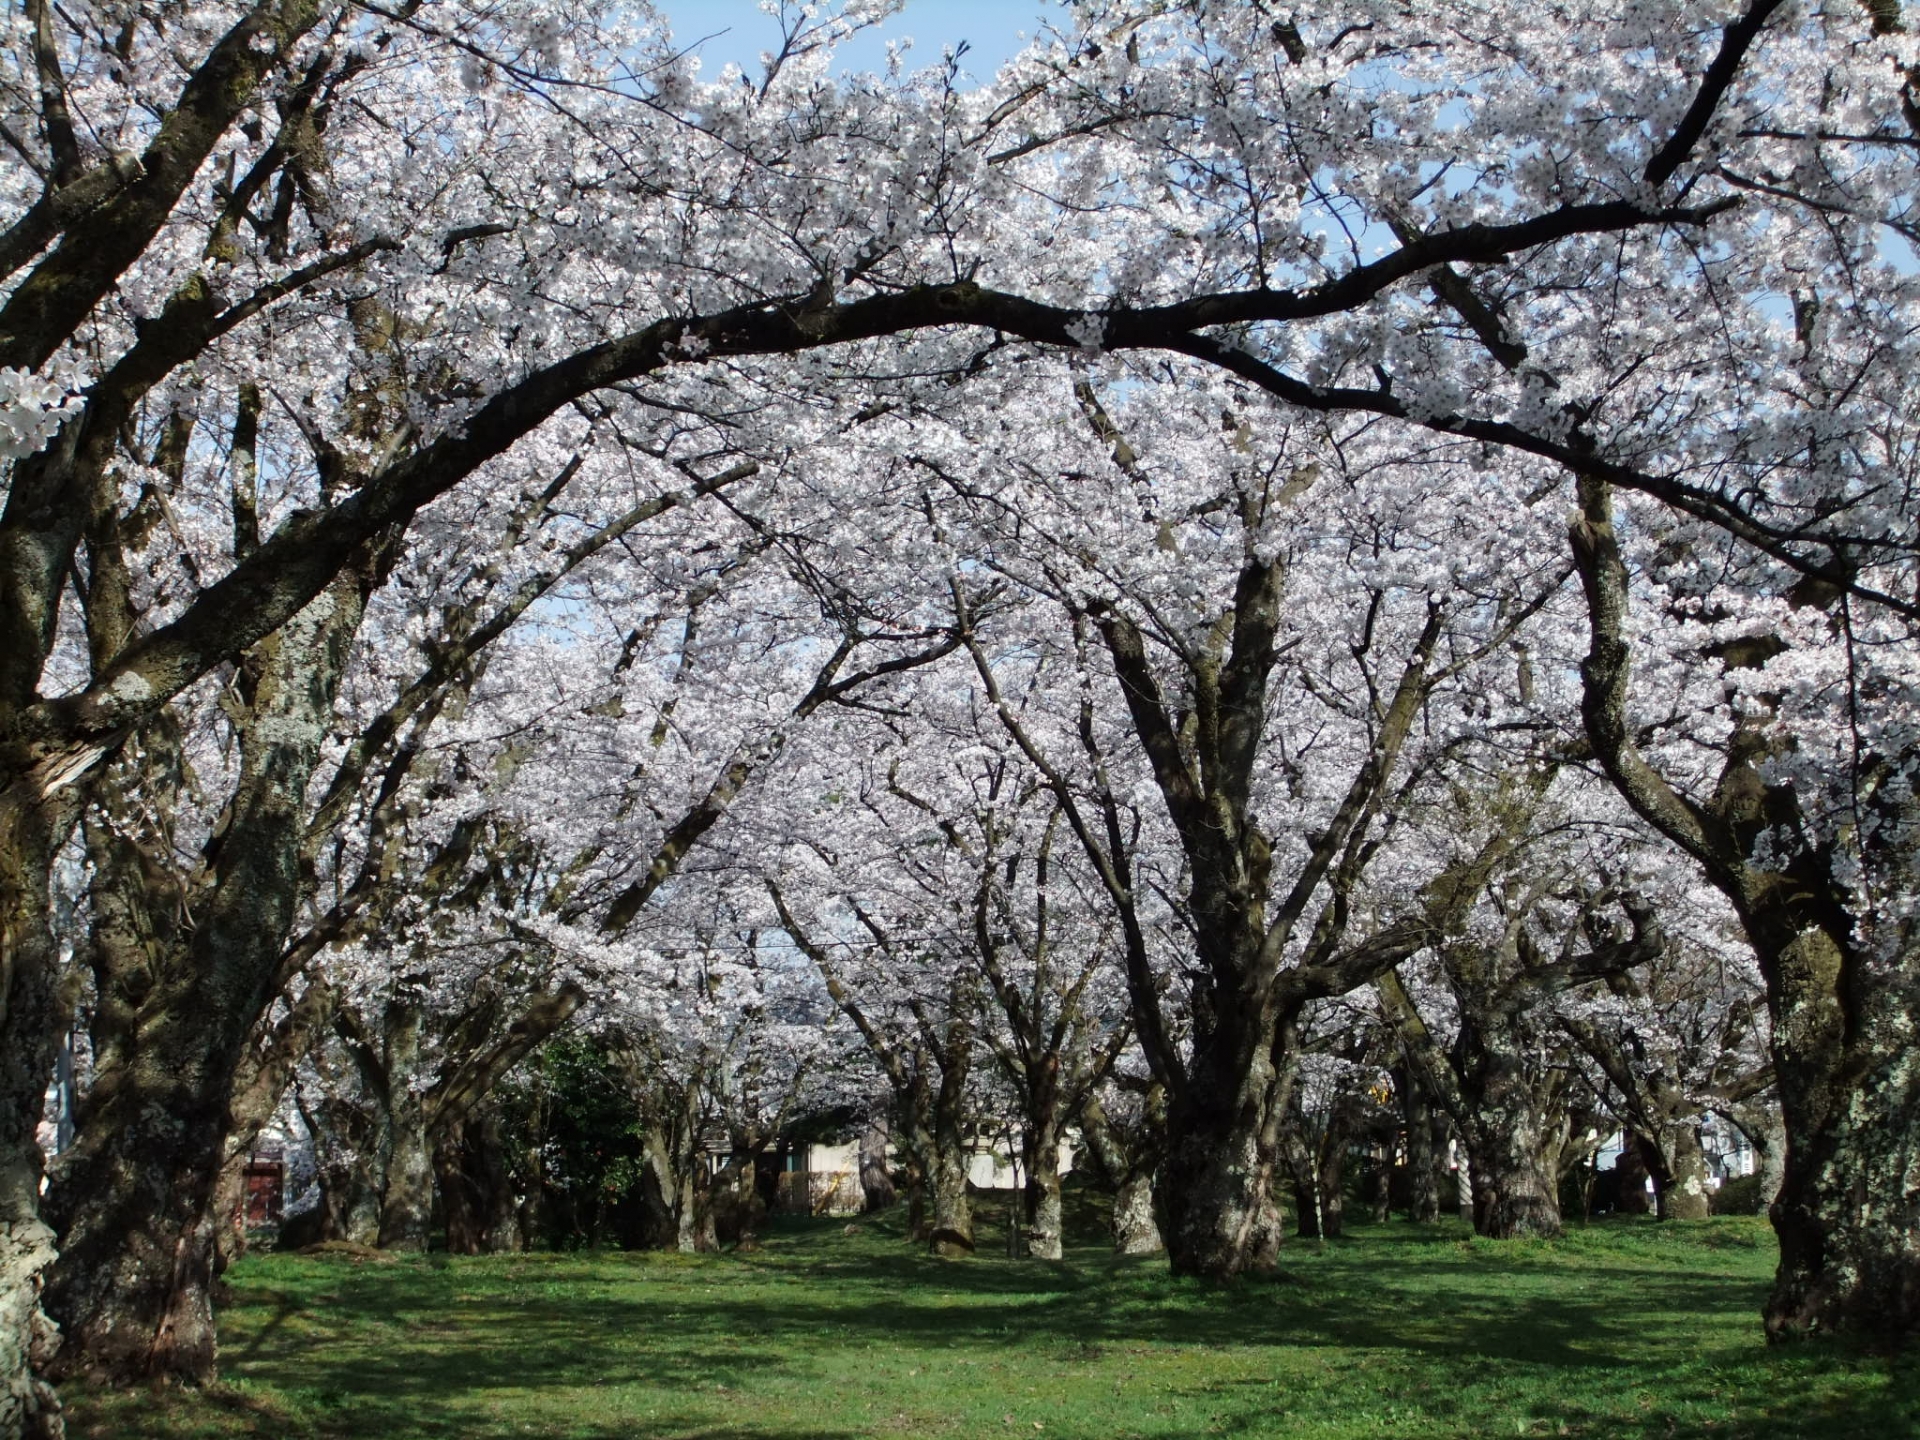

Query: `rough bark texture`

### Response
(1460, 1031, 1564, 1240)
(1161, 1052, 1284, 1276)
(1656, 1122, 1712, 1221)
(1570, 474, 1920, 1338)
(0, 795, 70, 1439)
(45, 547, 386, 1381)
(372, 1003, 432, 1251)
(926, 1146, 973, 1259)
(1763, 961, 1920, 1339)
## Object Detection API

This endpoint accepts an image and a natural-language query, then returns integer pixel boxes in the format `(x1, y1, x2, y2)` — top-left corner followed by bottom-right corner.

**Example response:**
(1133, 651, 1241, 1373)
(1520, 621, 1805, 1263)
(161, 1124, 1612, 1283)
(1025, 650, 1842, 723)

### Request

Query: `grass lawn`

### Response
(62, 1200, 1916, 1439)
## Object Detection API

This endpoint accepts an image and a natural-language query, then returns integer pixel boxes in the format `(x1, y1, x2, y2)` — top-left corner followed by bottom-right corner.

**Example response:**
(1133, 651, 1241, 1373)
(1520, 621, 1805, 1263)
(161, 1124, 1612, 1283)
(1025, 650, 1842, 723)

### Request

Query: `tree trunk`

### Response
(858, 1117, 895, 1212)
(1763, 952, 1920, 1339)
(438, 1111, 521, 1256)
(926, 1144, 973, 1258)
(0, 793, 74, 1439)
(1021, 1123, 1064, 1261)
(1753, 1104, 1787, 1211)
(1613, 1133, 1653, 1215)
(1459, 1027, 1562, 1239)
(1077, 1090, 1162, 1256)
(374, 1002, 432, 1252)
(1571, 474, 1920, 1338)
(1460, 1048, 1563, 1239)
(46, 559, 385, 1380)
(1399, 1072, 1441, 1223)
(1654, 1120, 1711, 1221)
(1112, 1174, 1161, 1255)
(1161, 1085, 1282, 1273)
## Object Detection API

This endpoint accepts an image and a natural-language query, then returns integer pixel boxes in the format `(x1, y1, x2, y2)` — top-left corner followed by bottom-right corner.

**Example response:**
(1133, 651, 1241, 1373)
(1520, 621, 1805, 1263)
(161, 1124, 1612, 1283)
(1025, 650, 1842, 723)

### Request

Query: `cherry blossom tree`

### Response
(3, 6, 1918, 1420)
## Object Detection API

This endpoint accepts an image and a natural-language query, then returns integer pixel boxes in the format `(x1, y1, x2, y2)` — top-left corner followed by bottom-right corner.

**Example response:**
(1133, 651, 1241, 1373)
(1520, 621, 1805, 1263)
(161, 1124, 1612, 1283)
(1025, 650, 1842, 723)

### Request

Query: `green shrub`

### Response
(1711, 1172, 1766, 1216)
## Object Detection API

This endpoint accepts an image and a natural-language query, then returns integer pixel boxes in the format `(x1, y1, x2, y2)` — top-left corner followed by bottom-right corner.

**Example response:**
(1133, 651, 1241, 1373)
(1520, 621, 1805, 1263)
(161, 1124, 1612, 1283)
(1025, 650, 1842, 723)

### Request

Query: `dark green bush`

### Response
(1711, 1173, 1766, 1216)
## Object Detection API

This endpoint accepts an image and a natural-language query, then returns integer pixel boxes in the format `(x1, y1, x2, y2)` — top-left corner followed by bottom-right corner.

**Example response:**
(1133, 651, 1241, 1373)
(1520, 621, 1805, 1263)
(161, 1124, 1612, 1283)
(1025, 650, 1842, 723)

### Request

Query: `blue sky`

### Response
(660, 1, 1060, 83)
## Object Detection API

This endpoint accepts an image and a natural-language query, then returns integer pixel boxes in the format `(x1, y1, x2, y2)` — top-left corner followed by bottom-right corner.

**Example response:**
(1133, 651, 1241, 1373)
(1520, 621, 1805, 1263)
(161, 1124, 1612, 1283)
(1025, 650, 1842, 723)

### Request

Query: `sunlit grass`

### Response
(63, 1200, 1915, 1439)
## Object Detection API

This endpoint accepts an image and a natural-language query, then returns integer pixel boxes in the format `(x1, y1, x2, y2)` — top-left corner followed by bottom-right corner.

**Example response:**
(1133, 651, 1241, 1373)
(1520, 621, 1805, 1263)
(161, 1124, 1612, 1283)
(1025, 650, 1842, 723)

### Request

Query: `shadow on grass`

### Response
(171, 1213, 1914, 1440)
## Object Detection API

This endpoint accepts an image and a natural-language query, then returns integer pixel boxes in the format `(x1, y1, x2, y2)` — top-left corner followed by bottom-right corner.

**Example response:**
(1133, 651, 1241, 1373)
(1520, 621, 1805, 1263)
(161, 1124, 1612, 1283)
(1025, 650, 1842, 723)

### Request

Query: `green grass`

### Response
(62, 1202, 1916, 1439)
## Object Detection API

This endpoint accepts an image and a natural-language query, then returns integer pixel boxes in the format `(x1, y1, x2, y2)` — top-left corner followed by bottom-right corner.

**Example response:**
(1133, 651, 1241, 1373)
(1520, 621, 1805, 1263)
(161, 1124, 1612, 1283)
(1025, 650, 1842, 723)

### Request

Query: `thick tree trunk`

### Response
(1458, 1026, 1562, 1239)
(0, 1203, 62, 1440)
(439, 1111, 521, 1255)
(1653, 1121, 1711, 1221)
(1464, 1092, 1562, 1240)
(1161, 1072, 1283, 1274)
(1763, 953, 1920, 1339)
(1754, 1105, 1787, 1211)
(1613, 1132, 1654, 1215)
(47, 564, 383, 1379)
(0, 795, 72, 1439)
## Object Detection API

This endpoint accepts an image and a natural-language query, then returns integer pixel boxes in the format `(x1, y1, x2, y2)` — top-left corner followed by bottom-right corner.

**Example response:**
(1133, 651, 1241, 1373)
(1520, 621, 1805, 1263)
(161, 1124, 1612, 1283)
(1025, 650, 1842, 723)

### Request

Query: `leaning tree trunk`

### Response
(1571, 474, 1920, 1338)
(46, 557, 383, 1381)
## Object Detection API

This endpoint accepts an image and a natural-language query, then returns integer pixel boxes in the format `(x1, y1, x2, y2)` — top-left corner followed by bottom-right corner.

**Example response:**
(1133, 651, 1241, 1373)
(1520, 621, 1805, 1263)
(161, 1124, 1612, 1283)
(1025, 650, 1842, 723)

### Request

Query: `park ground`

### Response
(62, 1199, 1918, 1439)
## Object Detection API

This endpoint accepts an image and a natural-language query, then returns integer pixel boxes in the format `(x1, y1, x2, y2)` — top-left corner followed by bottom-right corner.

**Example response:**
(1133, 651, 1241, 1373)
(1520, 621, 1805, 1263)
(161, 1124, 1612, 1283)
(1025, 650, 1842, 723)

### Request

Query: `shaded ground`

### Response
(62, 1202, 1915, 1438)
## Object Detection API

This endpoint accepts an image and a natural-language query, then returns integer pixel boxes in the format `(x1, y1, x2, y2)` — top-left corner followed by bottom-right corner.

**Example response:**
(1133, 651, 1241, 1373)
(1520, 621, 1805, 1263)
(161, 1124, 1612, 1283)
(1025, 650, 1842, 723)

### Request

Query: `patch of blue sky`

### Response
(661, 0, 1060, 85)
